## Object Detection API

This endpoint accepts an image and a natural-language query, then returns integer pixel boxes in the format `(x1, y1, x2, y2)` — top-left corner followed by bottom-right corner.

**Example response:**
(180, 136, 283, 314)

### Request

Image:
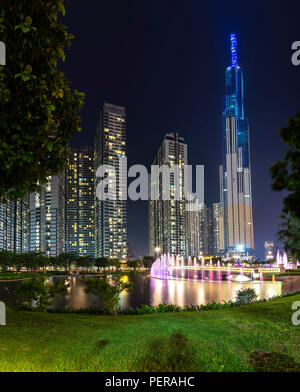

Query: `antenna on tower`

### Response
(230, 33, 237, 66)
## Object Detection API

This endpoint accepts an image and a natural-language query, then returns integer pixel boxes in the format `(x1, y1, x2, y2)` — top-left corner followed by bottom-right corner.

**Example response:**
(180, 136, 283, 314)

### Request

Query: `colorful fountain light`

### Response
(276, 250, 292, 269)
(193, 257, 198, 280)
(151, 254, 170, 279)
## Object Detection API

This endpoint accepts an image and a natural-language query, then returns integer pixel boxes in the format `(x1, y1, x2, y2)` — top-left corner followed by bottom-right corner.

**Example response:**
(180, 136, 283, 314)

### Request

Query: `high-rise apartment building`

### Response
(66, 147, 94, 256)
(186, 200, 212, 257)
(94, 103, 127, 260)
(264, 241, 277, 261)
(213, 202, 224, 255)
(29, 174, 65, 257)
(0, 198, 28, 252)
(149, 133, 187, 257)
(219, 34, 254, 257)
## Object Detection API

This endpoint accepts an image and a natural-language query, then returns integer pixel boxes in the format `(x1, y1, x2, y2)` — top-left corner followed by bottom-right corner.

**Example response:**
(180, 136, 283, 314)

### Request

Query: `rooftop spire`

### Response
(230, 33, 238, 66)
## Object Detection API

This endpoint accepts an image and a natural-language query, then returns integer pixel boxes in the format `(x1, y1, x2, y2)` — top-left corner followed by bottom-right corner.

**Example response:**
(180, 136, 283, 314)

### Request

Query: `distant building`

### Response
(264, 241, 277, 261)
(127, 242, 135, 260)
(186, 201, 212, 257)
(186, 198, 202, 258)
(149, 133, 187, 257)
(29, 175, 65, 257)
(0, 198, 28, 253)
(94, 103, 127, 260)
(65, 147, 95, 256)
(213, 202, 225, 255)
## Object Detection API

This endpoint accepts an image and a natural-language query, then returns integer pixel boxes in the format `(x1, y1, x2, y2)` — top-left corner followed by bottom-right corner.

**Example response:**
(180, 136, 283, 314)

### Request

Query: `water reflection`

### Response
(0, 274, 283, 311)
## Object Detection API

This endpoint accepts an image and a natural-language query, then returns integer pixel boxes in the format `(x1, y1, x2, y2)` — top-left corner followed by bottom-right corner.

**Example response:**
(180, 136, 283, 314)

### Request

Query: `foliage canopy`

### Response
(0, 0, 84, 201)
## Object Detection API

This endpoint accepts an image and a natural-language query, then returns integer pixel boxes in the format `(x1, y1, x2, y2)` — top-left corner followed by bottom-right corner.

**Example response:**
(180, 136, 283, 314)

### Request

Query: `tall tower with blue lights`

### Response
(219, 34, 254, 257)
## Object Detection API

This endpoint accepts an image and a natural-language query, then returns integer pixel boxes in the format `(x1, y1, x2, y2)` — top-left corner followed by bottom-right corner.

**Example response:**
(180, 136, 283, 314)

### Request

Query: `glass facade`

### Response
(66, 148, 95, 256)
(149, 133, 187, 257)
(94, 103, 127, 260)
(220, 34, 254, 256)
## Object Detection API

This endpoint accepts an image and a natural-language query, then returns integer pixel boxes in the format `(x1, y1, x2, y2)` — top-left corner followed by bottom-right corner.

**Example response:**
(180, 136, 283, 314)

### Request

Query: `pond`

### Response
(0, 273, 283, 310)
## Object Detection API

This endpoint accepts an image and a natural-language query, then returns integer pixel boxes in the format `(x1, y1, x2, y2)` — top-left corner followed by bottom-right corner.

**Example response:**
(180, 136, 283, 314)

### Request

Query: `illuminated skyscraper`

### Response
(66, 147, 94, 256)
(219, 34, 254, 256)
(0, 198, 28, 252)
(29, 174, 65, 257)
(213, 202, 224, 255)
(186, 201, 212, 257)
(149, 133, 187, 257)
(94, 103, 127, 260)
(264, 241, 277, 261)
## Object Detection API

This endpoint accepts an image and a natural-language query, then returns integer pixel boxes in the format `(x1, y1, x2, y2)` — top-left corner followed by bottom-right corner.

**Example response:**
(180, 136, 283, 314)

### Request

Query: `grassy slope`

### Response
(0, 294, 299, 372)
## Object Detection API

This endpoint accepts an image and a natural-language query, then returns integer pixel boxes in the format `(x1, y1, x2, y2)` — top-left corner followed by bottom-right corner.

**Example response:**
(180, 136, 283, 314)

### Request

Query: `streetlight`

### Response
(155, 247, 161, 259)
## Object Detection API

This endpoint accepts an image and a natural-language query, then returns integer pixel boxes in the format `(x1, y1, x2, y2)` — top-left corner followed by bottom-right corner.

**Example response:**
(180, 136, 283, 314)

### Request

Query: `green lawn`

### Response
(0, 294, 299, 372)
(0, 272, 39, 280)
(265, 271, 300, 277)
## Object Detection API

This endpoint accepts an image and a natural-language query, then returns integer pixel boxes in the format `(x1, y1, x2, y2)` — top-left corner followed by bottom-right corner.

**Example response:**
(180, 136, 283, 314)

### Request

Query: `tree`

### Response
(76, 256, 91, 271)
(142, 256, 155, 269)
(20, 252, 39, 272)
(109, 259, 121, 271)
(94, 257, 109, 272)
(270, 111, 300, 260)
(127, 259, 141, 271)
(0, 0, 85, 202)
(0, 250, 11, 272)
(15, 277, 69, 312)
(84, 277, 133, 315)
(57, 253, 77, 272)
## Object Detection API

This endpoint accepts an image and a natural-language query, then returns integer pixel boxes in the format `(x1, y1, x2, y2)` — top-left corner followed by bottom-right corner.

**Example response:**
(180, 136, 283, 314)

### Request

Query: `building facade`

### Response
(29, 174, 65, 257)
(0, 198, 28, 253)
(66, 147, 94, 256)
(186, 201, 212, 257)
(213, 202, 225, 255)
(149, 133, 187, 257)
(219, 34, 254, 257)
(264, 241, 277, 261)
(94, 103, 127, 260)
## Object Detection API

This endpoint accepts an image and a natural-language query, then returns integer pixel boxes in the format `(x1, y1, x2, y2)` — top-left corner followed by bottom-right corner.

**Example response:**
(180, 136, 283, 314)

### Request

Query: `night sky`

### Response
(60, 0, 300, 259)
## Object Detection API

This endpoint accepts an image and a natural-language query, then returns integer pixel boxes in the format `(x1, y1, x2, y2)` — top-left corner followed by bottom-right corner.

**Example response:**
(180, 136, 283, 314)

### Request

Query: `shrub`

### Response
(235, 288, 258, 305)
(15, 277, 69, 312)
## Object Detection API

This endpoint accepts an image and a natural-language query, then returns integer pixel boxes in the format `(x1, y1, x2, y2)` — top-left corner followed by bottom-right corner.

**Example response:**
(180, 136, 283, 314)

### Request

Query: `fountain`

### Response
(193, 257, 197, 280)
(276, 250, 291, 270)
(230, 274, 251, 282)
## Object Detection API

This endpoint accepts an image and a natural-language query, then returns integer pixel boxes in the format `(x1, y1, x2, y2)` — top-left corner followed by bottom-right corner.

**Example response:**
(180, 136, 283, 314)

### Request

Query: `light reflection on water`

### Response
(55, 274, 282, 310)
(0, 274, 283, 311)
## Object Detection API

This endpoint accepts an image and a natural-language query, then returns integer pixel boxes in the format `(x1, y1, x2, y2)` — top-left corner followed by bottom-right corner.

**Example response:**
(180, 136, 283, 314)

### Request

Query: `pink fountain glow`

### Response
(151, 254, 258, 283)
(276, 250, 292, 269)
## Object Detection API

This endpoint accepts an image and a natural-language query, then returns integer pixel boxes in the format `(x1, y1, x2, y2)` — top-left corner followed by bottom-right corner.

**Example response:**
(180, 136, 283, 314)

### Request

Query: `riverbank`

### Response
(0, 270, 148, 282)
(279, 275, 300, 294)
(0, 293, 299, 371)
(263, 274, 300, 295)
